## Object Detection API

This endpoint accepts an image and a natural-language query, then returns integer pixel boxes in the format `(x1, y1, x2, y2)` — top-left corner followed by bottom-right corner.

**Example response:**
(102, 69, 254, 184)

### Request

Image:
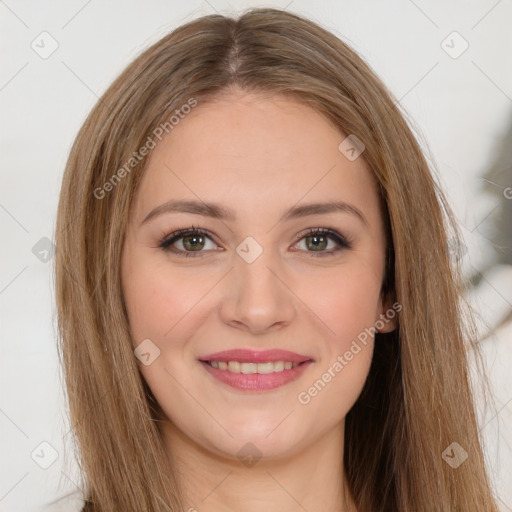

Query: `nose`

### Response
(219, 248, 297, 335)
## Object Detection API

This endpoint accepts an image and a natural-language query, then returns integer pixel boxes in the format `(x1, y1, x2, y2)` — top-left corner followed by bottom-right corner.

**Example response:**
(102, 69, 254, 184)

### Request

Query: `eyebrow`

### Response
(140, 199, 368, 228)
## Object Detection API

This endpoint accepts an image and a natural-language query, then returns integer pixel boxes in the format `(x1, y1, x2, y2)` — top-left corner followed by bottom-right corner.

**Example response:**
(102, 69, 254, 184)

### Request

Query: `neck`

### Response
(161, 421, 356, 512)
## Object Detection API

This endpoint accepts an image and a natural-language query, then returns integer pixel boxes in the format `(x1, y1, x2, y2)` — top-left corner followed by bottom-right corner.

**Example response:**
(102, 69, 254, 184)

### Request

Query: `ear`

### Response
(375, 294, 400, 333)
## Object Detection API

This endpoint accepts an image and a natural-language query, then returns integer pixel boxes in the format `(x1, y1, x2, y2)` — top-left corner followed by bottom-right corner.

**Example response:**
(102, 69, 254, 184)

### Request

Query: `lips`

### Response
(199, 348, 313, 364)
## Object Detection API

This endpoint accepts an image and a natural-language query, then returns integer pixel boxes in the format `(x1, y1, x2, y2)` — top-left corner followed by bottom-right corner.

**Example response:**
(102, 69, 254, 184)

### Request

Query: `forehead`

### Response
(132, 90, 380, 225)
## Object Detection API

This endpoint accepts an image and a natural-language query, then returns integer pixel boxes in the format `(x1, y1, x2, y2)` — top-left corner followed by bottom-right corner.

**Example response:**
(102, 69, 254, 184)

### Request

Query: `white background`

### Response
(1, 1, 511, 510)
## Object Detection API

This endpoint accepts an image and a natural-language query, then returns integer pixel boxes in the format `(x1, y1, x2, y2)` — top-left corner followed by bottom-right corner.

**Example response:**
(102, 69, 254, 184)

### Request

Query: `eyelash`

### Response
(158, 225, 352, 258)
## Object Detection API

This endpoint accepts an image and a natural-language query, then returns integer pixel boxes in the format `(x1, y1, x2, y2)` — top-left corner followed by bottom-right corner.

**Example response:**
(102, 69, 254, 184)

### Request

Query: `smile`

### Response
(200, 359, 313, 391)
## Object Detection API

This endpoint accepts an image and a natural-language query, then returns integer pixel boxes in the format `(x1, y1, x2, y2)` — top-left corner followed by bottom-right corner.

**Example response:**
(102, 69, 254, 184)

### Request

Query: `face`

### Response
(121, 89, 396, 462)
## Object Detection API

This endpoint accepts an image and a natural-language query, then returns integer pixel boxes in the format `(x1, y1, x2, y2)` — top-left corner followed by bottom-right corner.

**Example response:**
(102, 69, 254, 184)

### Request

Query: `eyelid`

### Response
(293, 226, 351, 246)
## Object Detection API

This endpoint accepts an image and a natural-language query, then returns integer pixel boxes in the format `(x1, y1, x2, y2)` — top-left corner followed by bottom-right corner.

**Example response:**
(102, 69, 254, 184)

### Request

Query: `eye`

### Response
(292, 227, 352, 256)
(159, 226, 219, 257)
(159, 226, 352, 257)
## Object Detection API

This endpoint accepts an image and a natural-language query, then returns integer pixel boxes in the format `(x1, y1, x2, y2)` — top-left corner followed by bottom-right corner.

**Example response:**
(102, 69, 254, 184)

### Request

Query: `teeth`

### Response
(208, 360, 301, 373)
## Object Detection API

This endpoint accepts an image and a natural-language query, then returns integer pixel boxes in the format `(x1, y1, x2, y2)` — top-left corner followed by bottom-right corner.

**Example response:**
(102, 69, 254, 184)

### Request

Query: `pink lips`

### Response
(199, 349, 313, 364)
(199, 349, 314, 391)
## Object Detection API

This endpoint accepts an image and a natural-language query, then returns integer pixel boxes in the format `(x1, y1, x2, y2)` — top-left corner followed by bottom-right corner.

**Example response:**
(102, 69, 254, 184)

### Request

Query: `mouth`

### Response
(199, 348, 313, 365)
(198, 349, 314, 391)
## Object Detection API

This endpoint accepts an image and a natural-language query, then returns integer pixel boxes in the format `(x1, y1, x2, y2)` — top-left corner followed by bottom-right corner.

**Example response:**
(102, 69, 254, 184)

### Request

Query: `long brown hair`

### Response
(54, 7, 498, 511)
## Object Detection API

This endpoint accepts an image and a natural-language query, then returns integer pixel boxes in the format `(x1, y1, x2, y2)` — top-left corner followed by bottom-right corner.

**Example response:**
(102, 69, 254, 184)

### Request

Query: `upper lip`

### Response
(199, 349, 314, 364)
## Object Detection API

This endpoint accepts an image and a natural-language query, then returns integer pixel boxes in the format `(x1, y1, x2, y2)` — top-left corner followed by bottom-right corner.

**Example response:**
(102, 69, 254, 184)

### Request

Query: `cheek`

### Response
(123, 256, 209, 346)
(292, 263, 379, 414)
(301, 260, 382, 343)
(297, 340, 373, 427)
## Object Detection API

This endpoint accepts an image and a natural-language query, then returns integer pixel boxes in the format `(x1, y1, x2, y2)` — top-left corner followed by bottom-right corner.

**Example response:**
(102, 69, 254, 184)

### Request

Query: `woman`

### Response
(55, 7, 499, 511)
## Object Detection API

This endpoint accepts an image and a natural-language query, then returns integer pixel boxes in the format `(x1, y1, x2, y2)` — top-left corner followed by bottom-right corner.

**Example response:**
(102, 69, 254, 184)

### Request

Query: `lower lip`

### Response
(200, 360, 313, 391)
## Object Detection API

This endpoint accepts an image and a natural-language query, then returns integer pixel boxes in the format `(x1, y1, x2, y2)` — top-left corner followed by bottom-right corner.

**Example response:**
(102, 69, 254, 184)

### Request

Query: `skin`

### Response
(121, 87, 396, 512)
